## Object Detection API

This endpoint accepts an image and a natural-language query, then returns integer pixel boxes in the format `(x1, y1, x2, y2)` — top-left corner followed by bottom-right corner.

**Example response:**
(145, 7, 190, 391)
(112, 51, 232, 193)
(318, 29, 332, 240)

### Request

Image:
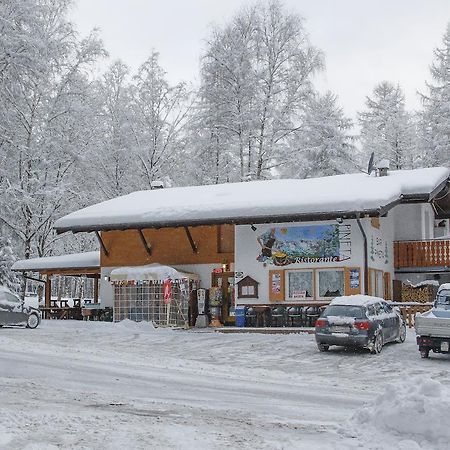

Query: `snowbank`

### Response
(352, 377, 450, 449)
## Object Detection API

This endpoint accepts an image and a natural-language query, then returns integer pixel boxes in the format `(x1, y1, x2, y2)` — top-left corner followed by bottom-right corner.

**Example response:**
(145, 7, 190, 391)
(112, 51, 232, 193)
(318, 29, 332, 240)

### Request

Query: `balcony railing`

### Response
(394, 239, 450, 269)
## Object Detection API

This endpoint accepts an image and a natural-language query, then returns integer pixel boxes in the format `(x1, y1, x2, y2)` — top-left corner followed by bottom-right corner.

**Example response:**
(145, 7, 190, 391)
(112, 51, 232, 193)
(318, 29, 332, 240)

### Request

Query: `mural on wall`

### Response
(256, 224, 352, 266)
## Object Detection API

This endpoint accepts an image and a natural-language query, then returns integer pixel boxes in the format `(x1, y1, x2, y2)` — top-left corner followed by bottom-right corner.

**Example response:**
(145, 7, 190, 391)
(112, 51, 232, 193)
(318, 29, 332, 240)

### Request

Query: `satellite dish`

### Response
(367, 152, 375, 175)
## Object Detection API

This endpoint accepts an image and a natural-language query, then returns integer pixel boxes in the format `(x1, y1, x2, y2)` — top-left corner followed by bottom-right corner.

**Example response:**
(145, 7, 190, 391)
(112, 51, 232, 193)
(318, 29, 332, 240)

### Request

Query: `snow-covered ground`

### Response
(0, 321, 449, 450)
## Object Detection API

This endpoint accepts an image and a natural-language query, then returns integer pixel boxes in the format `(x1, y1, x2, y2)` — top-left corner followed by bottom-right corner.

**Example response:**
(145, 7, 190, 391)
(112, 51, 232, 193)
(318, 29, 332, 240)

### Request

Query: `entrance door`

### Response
(211, 271, 235, 325)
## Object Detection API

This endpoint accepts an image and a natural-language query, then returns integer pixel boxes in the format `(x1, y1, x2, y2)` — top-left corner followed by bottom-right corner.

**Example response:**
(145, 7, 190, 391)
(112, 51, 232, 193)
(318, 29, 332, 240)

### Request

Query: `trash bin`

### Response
(235, 306, 246, 327)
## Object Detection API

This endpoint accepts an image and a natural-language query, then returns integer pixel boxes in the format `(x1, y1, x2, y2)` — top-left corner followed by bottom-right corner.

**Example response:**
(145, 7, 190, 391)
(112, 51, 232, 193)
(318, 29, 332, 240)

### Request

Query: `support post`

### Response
(95, 231, 109, 257)
(184, 226, 198, 253)
(45, 277, 51, 319)
(137, 229, 152, 256)
(93, 277, 99, 304)
(356, 215, 369, 295)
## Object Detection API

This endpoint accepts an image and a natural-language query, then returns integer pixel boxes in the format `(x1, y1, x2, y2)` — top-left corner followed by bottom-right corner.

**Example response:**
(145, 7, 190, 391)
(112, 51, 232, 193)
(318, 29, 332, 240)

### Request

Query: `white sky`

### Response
(71, 0, 450, 120)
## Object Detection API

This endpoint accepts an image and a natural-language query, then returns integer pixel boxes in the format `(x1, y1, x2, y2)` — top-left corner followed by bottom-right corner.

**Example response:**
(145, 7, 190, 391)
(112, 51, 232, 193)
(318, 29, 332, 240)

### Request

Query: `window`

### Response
(286, 270, 313, 300)
(367, 305, 376, 316)
(369, 269, 385, 298)
(5, 292, 21, 303)
(322, 305, 366, 319)
(317, 269, 344, 299)
(374, 302, 384, 315)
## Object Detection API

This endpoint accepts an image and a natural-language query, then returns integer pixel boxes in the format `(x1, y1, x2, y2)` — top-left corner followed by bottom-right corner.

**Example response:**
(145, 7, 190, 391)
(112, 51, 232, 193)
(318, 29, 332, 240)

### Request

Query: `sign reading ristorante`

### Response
(256, 224, 352, 266)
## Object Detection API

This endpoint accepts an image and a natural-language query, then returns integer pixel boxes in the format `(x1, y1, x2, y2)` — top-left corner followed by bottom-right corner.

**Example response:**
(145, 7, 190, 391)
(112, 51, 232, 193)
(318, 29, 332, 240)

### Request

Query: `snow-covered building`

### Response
(49, 166, 450, 325)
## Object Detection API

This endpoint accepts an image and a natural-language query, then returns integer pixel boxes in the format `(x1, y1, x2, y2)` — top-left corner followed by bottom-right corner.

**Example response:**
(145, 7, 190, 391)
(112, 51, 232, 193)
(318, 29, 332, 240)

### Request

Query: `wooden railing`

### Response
(394, 239, 450, 269)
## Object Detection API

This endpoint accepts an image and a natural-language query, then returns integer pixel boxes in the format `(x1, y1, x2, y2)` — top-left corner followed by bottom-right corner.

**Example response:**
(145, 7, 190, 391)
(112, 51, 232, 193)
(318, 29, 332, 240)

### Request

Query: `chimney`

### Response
(376, 159, 390, 177)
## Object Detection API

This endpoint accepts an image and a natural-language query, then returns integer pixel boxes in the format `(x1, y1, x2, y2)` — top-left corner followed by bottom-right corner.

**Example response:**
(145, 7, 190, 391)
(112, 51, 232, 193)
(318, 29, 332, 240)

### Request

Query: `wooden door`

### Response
(211, 271, 235, 325)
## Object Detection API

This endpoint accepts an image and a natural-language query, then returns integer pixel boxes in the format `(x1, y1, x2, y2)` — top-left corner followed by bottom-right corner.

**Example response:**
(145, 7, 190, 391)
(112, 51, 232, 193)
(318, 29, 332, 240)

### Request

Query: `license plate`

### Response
(330, 326, 349, 333)
(441, 342, 449, 352)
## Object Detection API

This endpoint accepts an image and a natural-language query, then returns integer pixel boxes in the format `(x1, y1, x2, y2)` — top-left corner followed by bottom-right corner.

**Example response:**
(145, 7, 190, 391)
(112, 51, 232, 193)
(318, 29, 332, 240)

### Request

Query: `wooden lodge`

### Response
(13, 166, 450, 327)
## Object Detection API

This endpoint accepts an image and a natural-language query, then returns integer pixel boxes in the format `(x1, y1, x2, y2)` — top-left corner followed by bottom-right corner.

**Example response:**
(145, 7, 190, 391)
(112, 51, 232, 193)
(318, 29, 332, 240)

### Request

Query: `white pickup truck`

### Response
(415, 284, 450, 358)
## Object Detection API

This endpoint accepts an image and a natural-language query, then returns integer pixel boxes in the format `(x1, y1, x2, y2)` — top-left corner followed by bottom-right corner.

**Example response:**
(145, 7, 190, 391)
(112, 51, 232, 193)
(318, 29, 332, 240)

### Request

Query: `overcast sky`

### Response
(71, 0, 450, 120)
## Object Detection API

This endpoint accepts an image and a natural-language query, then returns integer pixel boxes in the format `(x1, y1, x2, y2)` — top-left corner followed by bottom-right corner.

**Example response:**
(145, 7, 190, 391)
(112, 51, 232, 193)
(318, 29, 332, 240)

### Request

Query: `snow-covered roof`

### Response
(54, 167, 450, 233)
(109, 263, 199, 282)
(330, 295, 385, 307)
(11, 251, 100, 272)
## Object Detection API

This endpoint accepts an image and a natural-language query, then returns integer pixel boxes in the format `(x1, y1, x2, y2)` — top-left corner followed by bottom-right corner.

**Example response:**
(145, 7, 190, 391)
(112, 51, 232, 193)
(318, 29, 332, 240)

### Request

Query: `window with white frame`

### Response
(317, 269, 344, 299)
(286, 270, 313, 300)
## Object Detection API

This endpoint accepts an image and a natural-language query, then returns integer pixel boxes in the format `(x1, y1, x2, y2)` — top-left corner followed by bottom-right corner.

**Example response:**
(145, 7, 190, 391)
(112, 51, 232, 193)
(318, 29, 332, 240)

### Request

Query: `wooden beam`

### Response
(137, 229, 152, 256)
(184, 226, 198, 253)
(95, 231, 109, 257)
(42, 268, 100, 277)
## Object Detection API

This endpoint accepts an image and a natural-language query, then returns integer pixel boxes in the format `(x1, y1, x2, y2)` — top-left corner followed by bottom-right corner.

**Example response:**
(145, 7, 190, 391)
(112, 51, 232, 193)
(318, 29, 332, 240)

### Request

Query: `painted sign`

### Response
(257, 224, 351, 266)
(350, 268, 360, 289)
(271, 272, 281, 294)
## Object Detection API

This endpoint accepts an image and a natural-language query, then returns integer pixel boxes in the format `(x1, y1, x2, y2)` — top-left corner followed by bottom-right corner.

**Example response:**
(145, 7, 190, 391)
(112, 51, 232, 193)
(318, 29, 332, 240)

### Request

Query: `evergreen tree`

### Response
(418, 23, 450, 167)
(358, 82, 417, 169)
(285, 92, 356, 178)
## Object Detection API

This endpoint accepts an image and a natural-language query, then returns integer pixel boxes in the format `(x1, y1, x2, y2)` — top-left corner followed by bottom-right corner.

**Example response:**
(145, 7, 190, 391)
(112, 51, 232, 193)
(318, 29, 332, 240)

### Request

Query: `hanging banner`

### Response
(163, 279, 172, 304)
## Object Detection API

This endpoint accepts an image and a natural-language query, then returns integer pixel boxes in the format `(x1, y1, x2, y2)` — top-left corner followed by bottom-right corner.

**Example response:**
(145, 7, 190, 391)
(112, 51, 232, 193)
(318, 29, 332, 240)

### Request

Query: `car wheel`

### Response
(26, 313, 40, 329)
(397, 322, 407, 343)
(371, 332, 383, 354)
(317, 343, 329, 352)
(420, 349, 430, 359)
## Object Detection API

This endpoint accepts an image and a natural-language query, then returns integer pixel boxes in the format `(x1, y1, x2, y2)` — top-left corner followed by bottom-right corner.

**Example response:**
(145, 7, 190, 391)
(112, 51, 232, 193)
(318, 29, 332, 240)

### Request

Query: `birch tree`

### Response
(129, 51, 193, 189)
(0, 0, 105, 259)
(90, 60, 135, 199)
(196, 0, 323, 181)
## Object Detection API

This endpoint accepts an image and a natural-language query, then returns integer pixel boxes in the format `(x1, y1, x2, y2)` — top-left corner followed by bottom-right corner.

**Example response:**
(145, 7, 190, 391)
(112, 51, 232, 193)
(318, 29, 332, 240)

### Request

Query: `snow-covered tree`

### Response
(90, 60, 135, 199)
(129, 51, 193, 189)
(0, 0, 105, 259)
(418, 23, 450, 167)
(0, 236, 18, 290)
(286, 92, 356, 178)
(358, 82, 417, 169)
(195, 0, 323, 181)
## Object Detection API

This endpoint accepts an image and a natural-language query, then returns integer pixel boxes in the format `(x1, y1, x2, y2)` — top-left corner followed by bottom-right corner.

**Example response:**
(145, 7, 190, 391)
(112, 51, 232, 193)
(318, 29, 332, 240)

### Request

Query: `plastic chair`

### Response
(245, 307, 257, 327)
(287, 306, 302, 327)
(271, 307, 286, 327)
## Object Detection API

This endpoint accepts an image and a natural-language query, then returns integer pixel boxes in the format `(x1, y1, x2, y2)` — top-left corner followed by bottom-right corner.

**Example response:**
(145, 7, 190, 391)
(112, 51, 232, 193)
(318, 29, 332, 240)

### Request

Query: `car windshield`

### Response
(436, 290, 450, 307)
(321, 305, 366, 319)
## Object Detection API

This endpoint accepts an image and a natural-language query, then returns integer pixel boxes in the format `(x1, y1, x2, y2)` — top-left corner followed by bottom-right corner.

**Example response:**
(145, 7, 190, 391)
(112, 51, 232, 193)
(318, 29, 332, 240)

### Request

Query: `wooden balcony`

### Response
(394, 240, 450, 269)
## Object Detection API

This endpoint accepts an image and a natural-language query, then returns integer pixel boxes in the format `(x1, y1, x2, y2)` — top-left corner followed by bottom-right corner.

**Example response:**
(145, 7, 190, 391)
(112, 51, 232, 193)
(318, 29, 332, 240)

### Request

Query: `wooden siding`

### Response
(100, 225, 234, 267)
(394, 239, 450, 269)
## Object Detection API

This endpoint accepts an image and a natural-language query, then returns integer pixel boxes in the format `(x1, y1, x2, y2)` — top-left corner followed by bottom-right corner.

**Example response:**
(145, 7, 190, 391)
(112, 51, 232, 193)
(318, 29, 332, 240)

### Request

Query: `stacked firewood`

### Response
(401, 284, 438, 303)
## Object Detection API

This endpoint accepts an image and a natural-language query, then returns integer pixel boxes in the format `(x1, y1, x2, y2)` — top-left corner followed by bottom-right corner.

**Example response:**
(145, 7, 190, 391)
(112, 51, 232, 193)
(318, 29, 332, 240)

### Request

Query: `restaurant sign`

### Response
(257, 224, 351, 266)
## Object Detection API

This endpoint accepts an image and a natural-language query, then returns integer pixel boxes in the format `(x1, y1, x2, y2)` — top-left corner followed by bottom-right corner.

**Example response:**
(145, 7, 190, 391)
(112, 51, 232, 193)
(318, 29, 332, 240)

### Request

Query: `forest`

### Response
(0, 0, 449, 287)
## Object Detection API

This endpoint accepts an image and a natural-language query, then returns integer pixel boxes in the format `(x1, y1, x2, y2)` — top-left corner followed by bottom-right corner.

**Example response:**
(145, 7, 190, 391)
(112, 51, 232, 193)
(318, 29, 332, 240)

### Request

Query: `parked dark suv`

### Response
(315, 295, 406, 354)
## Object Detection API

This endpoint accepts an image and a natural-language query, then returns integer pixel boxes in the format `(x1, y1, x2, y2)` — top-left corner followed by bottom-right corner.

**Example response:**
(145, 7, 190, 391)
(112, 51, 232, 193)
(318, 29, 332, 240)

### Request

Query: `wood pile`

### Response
(401, 283, 438, 303)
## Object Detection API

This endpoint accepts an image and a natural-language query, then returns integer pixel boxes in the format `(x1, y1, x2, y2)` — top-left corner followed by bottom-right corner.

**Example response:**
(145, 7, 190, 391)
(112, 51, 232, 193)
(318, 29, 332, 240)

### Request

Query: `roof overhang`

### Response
(55, 208, 384, 234)
(11, 251, 100, 276)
